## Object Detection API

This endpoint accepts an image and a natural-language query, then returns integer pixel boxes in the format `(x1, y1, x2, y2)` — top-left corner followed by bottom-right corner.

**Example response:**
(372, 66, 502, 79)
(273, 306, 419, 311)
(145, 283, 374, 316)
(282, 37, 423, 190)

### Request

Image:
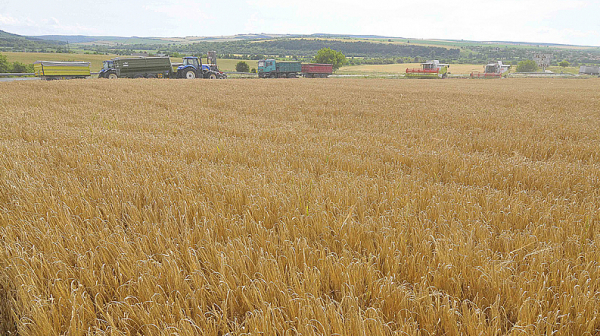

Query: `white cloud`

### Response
(0, 0, 597, 45)
(0, 14, 20, 25)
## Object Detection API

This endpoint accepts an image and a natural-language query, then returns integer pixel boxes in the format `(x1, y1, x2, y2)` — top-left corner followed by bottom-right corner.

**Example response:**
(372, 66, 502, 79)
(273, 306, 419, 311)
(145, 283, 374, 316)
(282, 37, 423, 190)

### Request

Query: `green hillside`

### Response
(0, 30, 66, 51)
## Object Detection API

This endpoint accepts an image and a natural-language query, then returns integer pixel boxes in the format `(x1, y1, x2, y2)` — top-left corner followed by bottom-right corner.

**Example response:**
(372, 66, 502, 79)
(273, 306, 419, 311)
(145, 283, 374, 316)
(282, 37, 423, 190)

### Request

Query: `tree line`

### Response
(0, 53, 34, 73)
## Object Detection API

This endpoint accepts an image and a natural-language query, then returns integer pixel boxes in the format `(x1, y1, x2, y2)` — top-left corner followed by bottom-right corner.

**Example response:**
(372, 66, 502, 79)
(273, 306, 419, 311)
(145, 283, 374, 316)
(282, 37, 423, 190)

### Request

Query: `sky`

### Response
(1, 0, 599, 46)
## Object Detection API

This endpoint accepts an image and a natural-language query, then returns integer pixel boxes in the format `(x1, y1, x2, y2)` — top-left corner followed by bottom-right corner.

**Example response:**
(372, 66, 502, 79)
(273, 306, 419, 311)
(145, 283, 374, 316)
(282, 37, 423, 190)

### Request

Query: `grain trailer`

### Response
(98, 57, 172, 79)
(33, 61, 91, 80)
(301, 63, 333, 78)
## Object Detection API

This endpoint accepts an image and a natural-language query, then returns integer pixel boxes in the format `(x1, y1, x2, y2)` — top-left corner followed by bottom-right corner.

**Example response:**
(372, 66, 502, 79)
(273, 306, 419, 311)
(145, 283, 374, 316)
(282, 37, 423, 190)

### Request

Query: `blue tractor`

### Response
(176, 56, 225, 79)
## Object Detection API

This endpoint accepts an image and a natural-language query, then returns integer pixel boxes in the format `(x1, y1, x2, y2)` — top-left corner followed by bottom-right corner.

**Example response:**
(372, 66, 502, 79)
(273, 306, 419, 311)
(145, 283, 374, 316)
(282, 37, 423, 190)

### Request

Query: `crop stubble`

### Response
(1, 78, 600, 335)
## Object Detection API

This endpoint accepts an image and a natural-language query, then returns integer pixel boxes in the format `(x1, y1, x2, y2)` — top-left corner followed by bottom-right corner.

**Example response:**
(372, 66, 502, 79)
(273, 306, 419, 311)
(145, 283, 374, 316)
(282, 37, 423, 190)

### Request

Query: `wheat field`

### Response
(1, 78, 600, 335)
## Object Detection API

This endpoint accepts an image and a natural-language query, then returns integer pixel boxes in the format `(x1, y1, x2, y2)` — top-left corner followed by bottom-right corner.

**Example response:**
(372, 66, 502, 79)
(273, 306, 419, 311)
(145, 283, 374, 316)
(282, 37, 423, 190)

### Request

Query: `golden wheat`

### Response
(1, 78, 599, 335)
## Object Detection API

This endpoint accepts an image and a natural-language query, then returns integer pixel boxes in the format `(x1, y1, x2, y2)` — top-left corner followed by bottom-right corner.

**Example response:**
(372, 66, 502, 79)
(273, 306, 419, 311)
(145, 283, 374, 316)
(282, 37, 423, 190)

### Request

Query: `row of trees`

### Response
(515, 59, 571, 72)
(0, 53, 34, 73)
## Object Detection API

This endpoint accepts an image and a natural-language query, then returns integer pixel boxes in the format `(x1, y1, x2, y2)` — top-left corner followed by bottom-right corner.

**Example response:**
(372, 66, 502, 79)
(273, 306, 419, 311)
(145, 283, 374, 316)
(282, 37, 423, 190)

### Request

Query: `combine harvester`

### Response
(470, 61, 511, 78)
(33, 61, 91, 80)
(405, 60, 450, 79)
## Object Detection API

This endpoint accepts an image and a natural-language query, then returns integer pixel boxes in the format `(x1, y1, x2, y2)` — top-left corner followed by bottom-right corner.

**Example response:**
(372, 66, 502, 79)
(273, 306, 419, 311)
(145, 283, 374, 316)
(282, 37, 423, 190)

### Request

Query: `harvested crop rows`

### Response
(1, 78, 600, 335)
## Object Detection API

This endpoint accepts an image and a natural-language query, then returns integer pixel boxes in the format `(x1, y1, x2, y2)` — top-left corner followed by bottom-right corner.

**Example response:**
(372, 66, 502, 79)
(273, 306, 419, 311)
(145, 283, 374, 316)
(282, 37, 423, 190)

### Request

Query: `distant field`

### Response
(3, 52, 118, 72)
(338, 63, 484, 75)
(3, 52, 257, 73)
(338, 63, 583, 76)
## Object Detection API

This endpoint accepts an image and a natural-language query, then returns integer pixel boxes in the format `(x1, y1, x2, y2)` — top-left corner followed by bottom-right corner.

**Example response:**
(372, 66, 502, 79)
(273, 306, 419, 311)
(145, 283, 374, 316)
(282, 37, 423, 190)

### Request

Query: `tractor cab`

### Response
(177, 57, 203, 79)
(98, 60, 116, 78)
(102, 61, 114, 70)
(180, 57, 200, 69)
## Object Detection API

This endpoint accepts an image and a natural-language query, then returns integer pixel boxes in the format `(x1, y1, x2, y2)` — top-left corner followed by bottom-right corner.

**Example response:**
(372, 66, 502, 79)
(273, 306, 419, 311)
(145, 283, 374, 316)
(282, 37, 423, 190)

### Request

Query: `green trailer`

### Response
(98, 57, 172, 79)
(258, 59, 302, 78)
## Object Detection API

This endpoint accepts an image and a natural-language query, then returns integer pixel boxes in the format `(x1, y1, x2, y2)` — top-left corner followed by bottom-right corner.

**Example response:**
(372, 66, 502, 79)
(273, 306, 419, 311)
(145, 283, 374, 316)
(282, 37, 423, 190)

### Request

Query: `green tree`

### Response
(312, 48, 347, 71)
(559, 60, 570, 68)
(11, 61, 33, 73)
(0, 53, 10, 73)
(235, 61, 250, 73)
(516, 60, 538, 72)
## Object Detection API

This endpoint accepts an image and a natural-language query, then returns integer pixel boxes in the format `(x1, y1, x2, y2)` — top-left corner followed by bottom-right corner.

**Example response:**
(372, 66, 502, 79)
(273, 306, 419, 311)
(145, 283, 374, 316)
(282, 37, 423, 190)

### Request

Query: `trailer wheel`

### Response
(108, 73, 118, 80)
(288, 73, 296, 78)
(270, 73, 276, 78)
(209, 73, 217, 79)
(147, 74, 156, 79)
(184, 70, 196, 79)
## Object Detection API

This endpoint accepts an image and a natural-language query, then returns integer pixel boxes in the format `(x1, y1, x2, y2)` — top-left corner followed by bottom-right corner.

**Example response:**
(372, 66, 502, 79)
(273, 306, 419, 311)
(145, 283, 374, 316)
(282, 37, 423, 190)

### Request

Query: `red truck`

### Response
(302, 63, 333, 78)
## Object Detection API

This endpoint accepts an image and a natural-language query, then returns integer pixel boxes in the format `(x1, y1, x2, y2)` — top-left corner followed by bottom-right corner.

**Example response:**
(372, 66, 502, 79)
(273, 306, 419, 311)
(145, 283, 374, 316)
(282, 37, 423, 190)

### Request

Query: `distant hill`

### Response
(21, 31, 600, 49)
(3, 30, 599, 65)
(0, 30, 66, 50)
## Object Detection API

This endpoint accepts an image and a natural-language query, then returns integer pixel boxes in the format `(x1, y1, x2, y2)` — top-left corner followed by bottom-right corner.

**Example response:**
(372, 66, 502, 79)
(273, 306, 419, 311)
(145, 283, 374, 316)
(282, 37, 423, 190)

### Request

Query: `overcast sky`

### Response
(1, 0, 599, 46)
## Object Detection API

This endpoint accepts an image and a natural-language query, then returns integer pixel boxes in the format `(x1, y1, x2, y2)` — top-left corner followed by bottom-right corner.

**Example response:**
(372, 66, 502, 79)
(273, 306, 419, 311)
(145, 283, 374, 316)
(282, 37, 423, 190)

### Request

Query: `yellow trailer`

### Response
(33, 61, 91, 80)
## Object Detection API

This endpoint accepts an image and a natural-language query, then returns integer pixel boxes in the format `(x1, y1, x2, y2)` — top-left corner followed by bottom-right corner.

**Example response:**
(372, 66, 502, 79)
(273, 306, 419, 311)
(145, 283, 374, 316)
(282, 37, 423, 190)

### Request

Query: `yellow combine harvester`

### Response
(33, 61, 91, 80)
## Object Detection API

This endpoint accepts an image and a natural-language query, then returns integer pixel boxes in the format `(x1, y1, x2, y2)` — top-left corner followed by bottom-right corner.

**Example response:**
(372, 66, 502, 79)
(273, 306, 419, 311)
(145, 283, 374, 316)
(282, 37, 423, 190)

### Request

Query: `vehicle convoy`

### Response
(33, 61, 91, 80)
(98, 57, 172, 79)
(470, 61, 511, 78)
(258, 59, 333, 78)
(406, 60, 450, 79)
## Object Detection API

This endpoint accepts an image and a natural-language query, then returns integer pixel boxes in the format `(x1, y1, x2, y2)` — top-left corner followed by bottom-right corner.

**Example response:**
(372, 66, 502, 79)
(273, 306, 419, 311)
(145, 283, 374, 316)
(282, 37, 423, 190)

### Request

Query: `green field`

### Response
(3, 52, 118, 72)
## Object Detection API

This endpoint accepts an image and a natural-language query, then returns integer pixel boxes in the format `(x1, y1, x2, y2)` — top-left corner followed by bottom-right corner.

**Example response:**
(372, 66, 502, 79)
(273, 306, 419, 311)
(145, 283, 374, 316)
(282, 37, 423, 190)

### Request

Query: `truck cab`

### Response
(258, 59, 277, 78)
(258, 59, 301, 78)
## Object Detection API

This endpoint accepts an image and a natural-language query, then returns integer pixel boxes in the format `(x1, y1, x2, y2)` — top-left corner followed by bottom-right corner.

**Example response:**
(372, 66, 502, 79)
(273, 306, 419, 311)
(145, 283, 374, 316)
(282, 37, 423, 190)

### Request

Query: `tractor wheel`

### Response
(184, 70, 196, 79)
(108, 73, 118, 80)
(209, 73, 217, 79)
